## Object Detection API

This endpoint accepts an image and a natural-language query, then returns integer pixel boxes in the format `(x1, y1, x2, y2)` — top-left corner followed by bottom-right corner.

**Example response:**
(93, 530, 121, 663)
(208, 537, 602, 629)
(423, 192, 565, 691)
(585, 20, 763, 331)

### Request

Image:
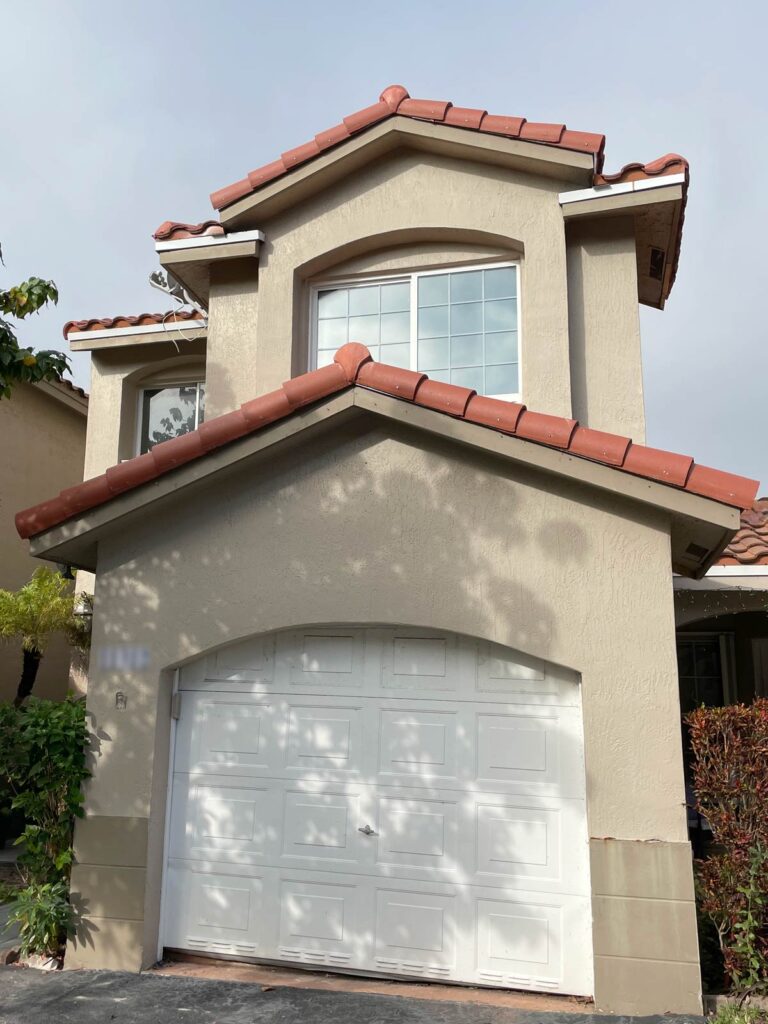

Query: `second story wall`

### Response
(205, 150, 575, 421)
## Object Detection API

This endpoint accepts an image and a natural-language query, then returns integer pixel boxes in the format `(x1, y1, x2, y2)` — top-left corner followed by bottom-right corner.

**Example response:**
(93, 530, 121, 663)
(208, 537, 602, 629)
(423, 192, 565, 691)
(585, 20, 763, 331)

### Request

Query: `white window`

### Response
(138, 381, 205, 454)
(311, 263, 519, 400)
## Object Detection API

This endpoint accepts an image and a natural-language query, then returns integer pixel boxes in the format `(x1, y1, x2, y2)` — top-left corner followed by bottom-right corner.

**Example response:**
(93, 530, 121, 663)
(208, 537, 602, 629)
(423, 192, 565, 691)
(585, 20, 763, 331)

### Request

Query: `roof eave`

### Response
(26, 386, 741, 577)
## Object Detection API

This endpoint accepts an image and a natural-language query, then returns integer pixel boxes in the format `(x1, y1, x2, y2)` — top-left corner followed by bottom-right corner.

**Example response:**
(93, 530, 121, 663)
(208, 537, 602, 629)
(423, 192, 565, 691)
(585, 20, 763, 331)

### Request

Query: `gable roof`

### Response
(718, 499, 768, 565)
(208, 84, 608, 212)
(15, 343, 758, 545)
(206, 86, 689, 215)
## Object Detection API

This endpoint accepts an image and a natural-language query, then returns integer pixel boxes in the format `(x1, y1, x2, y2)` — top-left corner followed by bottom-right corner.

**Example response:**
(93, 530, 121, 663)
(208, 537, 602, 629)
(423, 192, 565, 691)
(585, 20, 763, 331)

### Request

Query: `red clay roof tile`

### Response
(569, 426, 631, 466)
(356, 362, 426, 401)
(209, 85, 608, 211)
(153, 220, 225, 241)
(464, 395, 525, 434)
(444, 106, 487, 130)
(516, 410, 577, 448)
(414, 379, 476, 417)
(16, 344, 757, 542)
(595, 153, 689, 186)
(718, 499, 768, 565)
(63, 309, 204, 339)
(622, 444, 693, 487)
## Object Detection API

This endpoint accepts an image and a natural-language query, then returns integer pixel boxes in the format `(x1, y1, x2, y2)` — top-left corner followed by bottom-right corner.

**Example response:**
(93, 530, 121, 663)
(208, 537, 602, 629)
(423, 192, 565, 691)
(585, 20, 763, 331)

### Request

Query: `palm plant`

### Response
(0, 568, 90, 705)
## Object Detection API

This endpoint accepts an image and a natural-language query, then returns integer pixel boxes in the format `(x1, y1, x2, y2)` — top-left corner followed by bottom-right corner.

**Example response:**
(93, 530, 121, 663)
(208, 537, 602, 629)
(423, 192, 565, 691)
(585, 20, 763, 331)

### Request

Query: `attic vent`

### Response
(649, 247, 666, 281)
(686, 542, 709, 560)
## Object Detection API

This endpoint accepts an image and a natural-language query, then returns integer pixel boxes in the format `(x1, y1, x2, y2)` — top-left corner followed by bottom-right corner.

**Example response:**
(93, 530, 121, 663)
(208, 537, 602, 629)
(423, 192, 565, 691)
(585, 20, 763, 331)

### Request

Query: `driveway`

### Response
(0, 968, 703, 1024)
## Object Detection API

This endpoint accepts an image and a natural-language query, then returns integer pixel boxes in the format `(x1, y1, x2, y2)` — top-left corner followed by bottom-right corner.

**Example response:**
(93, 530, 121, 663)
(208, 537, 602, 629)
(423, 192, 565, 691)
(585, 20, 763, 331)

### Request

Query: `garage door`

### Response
(163, 627, 593, 995)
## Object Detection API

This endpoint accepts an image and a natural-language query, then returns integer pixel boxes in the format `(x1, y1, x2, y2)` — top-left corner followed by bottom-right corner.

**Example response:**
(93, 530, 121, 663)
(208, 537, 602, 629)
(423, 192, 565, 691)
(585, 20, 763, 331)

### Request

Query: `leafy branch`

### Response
(0, 244, 70, 398)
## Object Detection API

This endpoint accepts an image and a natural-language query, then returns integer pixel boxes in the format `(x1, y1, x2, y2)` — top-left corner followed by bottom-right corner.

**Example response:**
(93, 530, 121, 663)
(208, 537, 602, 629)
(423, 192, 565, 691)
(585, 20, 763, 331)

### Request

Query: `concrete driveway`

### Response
(0, 968, 703, 1024)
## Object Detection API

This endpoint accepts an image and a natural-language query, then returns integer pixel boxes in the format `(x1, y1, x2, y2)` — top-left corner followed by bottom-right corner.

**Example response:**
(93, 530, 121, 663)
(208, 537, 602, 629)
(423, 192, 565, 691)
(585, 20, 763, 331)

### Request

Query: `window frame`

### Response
(309, 260, 522, 402)
(135, 378, 206, 456)
(676, 631, 736, 710)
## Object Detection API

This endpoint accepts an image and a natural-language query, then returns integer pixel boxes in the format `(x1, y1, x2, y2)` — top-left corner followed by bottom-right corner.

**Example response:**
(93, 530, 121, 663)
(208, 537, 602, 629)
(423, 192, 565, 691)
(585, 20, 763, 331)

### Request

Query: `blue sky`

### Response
(2, 1, 766, 488)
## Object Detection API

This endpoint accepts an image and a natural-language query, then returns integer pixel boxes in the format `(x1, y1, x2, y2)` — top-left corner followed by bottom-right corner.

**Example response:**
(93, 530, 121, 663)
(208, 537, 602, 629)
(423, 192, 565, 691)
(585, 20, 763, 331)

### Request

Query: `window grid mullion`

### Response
(410, 276, 418, 373)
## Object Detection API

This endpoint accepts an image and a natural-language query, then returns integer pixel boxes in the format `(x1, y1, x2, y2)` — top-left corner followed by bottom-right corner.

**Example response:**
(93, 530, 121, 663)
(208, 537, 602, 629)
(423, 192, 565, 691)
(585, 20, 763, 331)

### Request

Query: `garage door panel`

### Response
(477, 641, 578, 706)
(374, 888, 457, 979)
(169, 777, 277, 864)
(282, 787, 372, 869)
(285, 702, 364, 776)
(175, 693, 281, 776)
(164, 864, 267, 959)
(279, 629, 366, 689)
(370, 629, 477, 693)
(373, 795, 460, 880)
(469, 795, 588, 893)
(278, 877, 370, 968)
(476, 708, 585, 798)
(377, 708, 460, 783)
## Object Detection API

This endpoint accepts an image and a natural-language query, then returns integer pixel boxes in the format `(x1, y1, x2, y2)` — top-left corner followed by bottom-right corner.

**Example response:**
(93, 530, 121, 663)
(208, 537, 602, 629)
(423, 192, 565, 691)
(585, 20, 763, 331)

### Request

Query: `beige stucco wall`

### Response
(67, 419, 699, 1011)
(0, 384, 86, 701)
(566, 216, 645, 441)
(205, 151, 575, 420)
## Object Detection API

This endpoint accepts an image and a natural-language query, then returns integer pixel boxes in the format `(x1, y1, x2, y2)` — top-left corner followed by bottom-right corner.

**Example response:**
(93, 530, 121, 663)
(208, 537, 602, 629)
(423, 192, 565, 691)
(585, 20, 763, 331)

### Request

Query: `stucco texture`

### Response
(0, 384, 86, 700)
(67, 416, 697, 1010)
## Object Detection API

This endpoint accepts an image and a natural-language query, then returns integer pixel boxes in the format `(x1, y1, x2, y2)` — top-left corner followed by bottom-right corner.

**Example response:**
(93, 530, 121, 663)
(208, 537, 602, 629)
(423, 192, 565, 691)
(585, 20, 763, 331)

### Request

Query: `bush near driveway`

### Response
(0, 697, 89, 957)
(687, 699, 768, 993)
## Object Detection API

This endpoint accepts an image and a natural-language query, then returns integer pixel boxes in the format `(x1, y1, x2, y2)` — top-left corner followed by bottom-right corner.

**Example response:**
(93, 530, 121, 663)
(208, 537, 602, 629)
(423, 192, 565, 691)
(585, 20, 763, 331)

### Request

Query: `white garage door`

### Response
(163, 627, 593, 995)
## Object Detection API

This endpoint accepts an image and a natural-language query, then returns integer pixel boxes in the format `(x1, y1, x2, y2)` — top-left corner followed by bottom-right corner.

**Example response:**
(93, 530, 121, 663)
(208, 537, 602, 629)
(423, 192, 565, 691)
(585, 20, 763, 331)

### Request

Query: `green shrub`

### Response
(0, 696, 89, 957)
(687, 699, 768, 993)
(2, 880, 73, 957)
(0, 696, 89, 886)
(710, 1002, 768, 1024)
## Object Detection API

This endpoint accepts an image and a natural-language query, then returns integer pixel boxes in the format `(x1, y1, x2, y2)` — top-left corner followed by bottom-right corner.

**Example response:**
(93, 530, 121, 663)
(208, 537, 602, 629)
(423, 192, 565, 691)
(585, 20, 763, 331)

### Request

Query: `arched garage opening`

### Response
(160, 624, 592, 996)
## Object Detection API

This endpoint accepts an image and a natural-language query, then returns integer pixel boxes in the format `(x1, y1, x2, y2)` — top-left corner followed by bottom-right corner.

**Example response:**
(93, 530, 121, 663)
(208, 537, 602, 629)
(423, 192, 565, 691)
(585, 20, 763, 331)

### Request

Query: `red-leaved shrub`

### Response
(686, 699, 768, 991)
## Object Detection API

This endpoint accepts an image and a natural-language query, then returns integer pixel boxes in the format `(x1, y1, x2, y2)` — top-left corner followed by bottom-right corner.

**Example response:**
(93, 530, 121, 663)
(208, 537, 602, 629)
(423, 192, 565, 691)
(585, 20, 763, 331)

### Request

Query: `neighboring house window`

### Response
(139, 382, 205, 454)
(311, 263, 519, 399)
(676, 634, 733, 713)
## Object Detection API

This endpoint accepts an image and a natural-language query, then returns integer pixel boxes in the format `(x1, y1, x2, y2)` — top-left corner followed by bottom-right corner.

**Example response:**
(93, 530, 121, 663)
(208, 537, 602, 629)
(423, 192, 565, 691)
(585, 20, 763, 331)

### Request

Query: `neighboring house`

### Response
(13, 86, 761, 1014)
(676, 500, 768, 708)
(0, 379, 87, 700)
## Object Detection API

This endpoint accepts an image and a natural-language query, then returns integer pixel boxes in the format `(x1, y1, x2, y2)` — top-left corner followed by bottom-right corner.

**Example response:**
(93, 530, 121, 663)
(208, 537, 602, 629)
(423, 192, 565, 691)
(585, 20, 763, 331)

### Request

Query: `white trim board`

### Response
(558, 172, 686, 206)
(154, 229, 265, 253)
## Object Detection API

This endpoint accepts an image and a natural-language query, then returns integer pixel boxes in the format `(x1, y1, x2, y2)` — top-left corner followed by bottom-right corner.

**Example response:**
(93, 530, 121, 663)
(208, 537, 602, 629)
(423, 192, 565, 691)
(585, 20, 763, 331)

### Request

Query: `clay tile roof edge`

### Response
(15, 345, 758, 544)
(153, 220, 225, 241)
(63, 309, 206, 339)
(210, 84, 606, 211)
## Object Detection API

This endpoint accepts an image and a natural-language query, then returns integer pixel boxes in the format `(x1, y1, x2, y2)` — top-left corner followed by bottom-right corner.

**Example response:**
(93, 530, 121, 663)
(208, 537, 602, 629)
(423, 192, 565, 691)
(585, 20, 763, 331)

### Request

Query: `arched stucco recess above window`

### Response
(292, 228, 525, 378)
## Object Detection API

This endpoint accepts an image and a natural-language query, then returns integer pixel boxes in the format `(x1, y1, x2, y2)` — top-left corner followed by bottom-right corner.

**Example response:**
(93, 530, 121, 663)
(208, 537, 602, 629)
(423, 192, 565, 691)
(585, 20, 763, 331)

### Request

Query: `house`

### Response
(0, 378, 88, 701)
(675, 501, 768, 711)
(14, 86, 760, 1014)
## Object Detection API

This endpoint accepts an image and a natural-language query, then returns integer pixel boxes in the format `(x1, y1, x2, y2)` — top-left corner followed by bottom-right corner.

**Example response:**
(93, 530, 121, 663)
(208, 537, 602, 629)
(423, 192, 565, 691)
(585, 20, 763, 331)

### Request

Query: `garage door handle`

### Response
(358, 824, 377, 837)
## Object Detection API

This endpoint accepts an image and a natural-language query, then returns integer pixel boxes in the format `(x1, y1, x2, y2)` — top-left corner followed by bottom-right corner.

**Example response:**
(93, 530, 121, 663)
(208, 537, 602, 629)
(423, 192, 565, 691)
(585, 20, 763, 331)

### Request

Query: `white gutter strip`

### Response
(706, 565, 768, 577)
(558, 172, 686, 206)
(68, 319, 208, 342)
(154, 229, 265, 253)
